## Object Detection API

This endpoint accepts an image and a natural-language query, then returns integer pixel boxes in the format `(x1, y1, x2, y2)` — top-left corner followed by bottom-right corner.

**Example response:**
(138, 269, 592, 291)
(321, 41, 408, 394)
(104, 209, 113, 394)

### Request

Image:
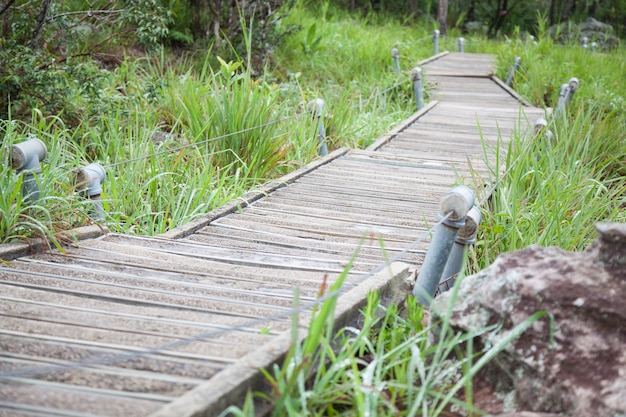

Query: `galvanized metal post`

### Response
(457, 37, 465, 52)
(411, 67, 424, 111)
(591, 41, 597, 52)
(581, 36, 588, 49)
(10, 137, 47, 203)
(555, 77, 579, 116)
(438, 206, 481, 293)
(74, 163, 106, 221)
(533, 117, 554, 160)
(433, 30, 440, 56)
(307, 98, 328, 156)
(505, 56, 521, 86)
(391, 47, 401, 74)
(413, 186, 475, 306)
(534, 118, 553, 143)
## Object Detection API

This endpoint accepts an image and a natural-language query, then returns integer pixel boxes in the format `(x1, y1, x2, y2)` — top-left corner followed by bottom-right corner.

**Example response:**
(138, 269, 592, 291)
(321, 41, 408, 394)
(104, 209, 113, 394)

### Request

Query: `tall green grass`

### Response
(221, 265, 550, 417)
(2, 1, 436, 241)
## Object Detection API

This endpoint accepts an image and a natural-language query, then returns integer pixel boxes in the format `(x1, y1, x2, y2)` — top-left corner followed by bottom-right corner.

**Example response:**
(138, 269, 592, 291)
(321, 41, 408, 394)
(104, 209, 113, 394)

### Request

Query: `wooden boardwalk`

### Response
(0, 52, 545, 417)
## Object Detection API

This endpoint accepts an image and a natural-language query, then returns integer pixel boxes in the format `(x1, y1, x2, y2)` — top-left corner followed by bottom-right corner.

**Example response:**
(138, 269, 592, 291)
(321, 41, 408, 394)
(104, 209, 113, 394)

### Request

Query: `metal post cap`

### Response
(534, 118, 548, 135)
(568, 77, 579, 91)
(410, 67, 422, 80)
(440, 186, 475, 222)
(391, 47, 399, 58)
(75, 163, 106, 197)
(534, 117, 548, 128)
(456, 206, 482, 243)
(514, 56, 521, 65)
(306, 98, 325, 117)
(11, 138, 47, 172)
(433, 30, 440, 36)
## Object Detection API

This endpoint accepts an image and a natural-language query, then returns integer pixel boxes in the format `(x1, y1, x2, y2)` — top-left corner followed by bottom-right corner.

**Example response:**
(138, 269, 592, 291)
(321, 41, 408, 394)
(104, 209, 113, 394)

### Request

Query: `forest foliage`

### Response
(1, 0, 624, 125)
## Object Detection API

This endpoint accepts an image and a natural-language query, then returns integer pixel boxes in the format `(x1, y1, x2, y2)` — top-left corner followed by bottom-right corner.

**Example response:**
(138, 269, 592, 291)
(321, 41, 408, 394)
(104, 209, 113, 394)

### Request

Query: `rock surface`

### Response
(432, 223, 626, 417)
(549, 17, 619, 49)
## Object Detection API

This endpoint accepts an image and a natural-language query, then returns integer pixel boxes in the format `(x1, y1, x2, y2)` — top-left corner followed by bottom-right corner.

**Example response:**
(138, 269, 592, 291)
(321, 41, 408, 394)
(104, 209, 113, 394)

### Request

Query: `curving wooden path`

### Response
(0, 52, 545, 417)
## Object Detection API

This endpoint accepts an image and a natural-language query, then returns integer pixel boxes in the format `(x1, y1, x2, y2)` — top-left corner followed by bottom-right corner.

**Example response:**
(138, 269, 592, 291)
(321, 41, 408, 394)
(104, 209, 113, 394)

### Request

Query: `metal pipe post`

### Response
(591, 42, 597, 52)
(457, 37, 465, 52)
(505, 56, 521, 86)
(581, 36, 588, 49)
(433, 30, 440, 56)
(555, 77, 579, 116)
(534, 117, 553, 142)
(74, 163, 106, 221)
(391, 47, 400, 74)
(555, 83, 569, 115)
(11, 137, 47, 203)
(307, 98, 328, 156)
(533, 117, 554, 160)
(410, 67, 424, 111)
(413, 186, 475, 306)
(438, 206, 482, 292)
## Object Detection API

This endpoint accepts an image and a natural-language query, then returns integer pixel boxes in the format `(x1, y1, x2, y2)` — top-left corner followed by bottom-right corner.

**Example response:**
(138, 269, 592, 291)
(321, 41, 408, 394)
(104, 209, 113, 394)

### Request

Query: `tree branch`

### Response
(0, 0, 16, 16)
(45, 9, 124, 24)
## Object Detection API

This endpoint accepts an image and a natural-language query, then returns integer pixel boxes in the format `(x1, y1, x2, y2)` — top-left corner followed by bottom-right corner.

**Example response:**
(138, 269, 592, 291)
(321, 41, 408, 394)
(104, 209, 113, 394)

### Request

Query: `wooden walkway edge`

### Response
(0, 53, 546, 417)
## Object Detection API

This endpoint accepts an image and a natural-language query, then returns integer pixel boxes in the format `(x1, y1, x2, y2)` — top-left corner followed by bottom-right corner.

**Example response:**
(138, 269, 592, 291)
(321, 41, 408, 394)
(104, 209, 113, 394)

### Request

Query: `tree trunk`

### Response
(549, 0, 557, 25)
(437, 0, 448, 35)
(561, 0, 575, 21)
(30, 0, 51, 48)
(468, 0, 476, 21)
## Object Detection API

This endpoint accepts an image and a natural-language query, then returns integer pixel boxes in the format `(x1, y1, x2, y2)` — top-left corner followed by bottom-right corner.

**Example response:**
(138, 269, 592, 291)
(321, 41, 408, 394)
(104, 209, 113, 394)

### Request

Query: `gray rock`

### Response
(431, 222, 626, 417)
(548, 17, 619, 50)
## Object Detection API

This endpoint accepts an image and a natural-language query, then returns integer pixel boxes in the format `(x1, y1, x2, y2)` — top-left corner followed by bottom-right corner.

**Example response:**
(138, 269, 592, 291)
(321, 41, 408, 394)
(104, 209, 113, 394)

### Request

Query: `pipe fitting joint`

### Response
(455, 206, 481, 245)
(75, 163, 106, 198)
(440, 185, 475, 227)
(307, 98, 324, 118)
(11, 137, 47, 173)
(410, 67, 422, 81)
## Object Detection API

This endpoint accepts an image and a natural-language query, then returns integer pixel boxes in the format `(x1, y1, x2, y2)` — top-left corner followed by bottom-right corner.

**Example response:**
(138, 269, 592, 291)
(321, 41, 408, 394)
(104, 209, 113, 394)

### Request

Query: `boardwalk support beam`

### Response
(307, 98, 329, 156)
(505, 56, 521, 86)
(438, 205, 481, 293)
(413, 185, 475, 306)
(10, 137, 47, 203)
(74, 163, 106, 221)
(411, 67, 424, 111)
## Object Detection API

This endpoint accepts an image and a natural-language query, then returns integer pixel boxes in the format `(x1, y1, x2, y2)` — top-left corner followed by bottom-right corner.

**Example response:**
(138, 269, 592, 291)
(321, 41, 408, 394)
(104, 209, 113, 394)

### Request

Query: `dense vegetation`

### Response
(2, 1, 625, 415)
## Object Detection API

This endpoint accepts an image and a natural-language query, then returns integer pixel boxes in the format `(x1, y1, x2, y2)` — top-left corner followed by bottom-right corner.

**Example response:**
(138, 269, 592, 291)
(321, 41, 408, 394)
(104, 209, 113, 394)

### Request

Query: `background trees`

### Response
(1, 0, 623, 124)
